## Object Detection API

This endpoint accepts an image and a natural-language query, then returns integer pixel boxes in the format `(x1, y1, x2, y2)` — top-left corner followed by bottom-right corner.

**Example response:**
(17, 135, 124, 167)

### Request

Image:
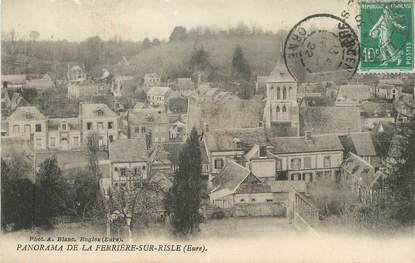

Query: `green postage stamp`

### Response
(360, 0, 414, 72)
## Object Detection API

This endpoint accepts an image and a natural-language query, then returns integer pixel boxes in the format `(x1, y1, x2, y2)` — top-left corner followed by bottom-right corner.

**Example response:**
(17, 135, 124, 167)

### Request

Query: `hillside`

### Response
(113, 35, 284, 80)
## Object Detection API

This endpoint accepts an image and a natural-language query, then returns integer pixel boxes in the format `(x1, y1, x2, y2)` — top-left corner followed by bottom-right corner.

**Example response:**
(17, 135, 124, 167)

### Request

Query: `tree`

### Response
(34, 156, 67, 227)
(232, 45, 251, 81)
(142, 38, 151, 49)
(189, 48, 211, 72)
(152, 38, 161, 46)
(29, 31, 40, 42)
(1, 159, 35, 231)
(237, 80, 255, 99)
(165, 128, 204, 236)
(169, 26, 187, 42)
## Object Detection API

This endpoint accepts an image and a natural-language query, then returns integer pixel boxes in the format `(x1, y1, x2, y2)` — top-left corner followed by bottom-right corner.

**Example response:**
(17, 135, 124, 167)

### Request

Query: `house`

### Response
(203, 128, 267, 174)
(67, 65, 86, 83)
(143, 73, 161, 88)
(359, 101, 394, 130)
(109, 138, 152, 189)
(188, 97, 264, 132)
(79, 103, 119, 148)
(27, 74, 54, 89)
(7, 106, 48, 150)
(209, 160, 305, 217)
(111, 76, 134, 97)
(146, 86, 170, 106)
(299, 106, 363, 135)
(67, 81, 98, 99)
(255, 76, 268, 95)
(341, 153, 383, 205)
(168, 119, 186, 141)
(267, 133, 344, 183)
(372, 83, 402, 100)
(2, 74, 27, 89)
(335, 84, 372, 106)
(263, 64, 300, 136)
(47, 118, 82, 151)
(1, 91, 30, 116)
(127, 106, 169, 143)
(338, 132, 379, 167)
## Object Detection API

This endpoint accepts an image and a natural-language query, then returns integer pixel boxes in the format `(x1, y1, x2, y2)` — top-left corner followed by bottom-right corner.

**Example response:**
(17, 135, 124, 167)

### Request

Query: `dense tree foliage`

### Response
(165, 128, 204, 236)
(232, 45, 251, 81)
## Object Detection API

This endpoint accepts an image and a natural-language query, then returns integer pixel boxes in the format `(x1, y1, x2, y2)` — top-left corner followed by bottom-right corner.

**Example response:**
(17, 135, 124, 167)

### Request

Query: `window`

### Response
(135, 127, 140, 134)
(24, 124, 31, 133)
(61, 123, 67, 130)
(97, 122, 103, 130)
(13, 125, 20, 133)
(297, 174, 302, 181)
(304, 157, 312, 169)
(240, 199, 245, 202)
(214, 159, 224, 169)
(120, 168, 127, 177)
(87, 122, 92, 130)
(141, 127, 146, 133)
(276, 159, 282, 171)
(283, 87, 287, 99)
(97, 110, 103, 116)
(323, 156, 331, 168)
(251, 198, 256, 202)
(302, 174, 306, 181)
(277, 87, 281, 99)
(73, 136, 79, 146)
(266, 199, 273, 202)
(108, 122, 113, 129)
(50, 137, 56, 147)
(98, 136, 104, 146)
(154, 137, 159, 142)
(291, 158, 301, 169)
(290, 174, 295, 180)
(109, 135, 114, 143)
(35, 124, 42, 132)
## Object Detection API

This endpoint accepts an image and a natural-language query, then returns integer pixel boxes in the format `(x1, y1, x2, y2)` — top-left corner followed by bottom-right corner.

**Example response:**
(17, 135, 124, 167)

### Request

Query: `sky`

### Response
(1, 0, 351, 42)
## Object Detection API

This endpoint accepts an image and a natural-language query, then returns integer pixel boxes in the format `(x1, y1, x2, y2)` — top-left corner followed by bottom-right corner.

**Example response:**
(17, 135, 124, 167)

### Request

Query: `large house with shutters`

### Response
(79, 103, 119, 148)
(7, 106, 48, 151)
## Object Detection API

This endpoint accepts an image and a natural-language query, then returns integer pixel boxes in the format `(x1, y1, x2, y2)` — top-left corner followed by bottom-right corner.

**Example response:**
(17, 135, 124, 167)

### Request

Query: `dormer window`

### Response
(25, 112, 33, 119)
(96, 109, 104, 116)
(61, 122, 67, 130)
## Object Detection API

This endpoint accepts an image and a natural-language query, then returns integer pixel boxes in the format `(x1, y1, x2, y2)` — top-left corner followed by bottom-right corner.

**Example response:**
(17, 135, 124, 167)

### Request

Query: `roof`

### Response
(176, 78, 194, 90)
(269, 134, 344, 154)
(336, 85, 372, 103)
(267, 180, 306, 193)
(359, 101, 394, 118)
(128, 107, 168, 124)
(267, 64, 295, 83)
(35, 150, 108, 169)
(211, 160, 251, 195)
(196, 98, 264, 130)
(80, 103, 118, 119)
(48, 118, 80, 130)
(162, 143, 185, 165)
(2, 74, 26, 84)
(338, 132, 377, 157)
(205, 128, 267, 152)
(8, 106, 46, 121)
(300, 107, 362, 135)
(144, 73, 160, 79)
(109, 138, 149, 163)
(27, 79, 54, 89)
(342, 153, 377, 189)
(147, 86, 170, 96)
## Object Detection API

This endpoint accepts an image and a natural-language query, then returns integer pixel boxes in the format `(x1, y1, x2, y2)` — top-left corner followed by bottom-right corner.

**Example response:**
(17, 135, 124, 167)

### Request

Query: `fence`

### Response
(288, 189, 319, 234)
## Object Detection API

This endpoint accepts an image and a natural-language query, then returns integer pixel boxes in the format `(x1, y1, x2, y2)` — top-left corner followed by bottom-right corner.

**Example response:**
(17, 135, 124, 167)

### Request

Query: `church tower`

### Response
(263, 64, 300, 136)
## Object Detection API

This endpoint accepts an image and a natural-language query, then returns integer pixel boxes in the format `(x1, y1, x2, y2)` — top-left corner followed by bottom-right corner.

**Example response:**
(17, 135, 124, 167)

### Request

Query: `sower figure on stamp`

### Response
(369, 6, 407, 66)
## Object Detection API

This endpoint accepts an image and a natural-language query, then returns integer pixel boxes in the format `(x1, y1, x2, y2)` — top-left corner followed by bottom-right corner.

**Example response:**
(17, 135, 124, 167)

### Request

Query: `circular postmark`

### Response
(284, 14, 360, 82)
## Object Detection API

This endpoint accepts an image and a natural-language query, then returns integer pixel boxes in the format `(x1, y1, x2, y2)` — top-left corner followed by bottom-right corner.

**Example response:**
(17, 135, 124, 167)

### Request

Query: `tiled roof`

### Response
(80, 103, 118, 118)
(8, 106, 46, 121)
(205, 128, 267, 152)
(338, 132, 377, 156)
(27, 79, 54, 89)
(35, 150, 108, 169)
(109, 138, 149, 163)
(359, 101, 394, 118)
(211, 160, 250, 194)
(198, 98, 264, 130)
(48, 118, 80, 130)
(300, 106, 362, 135)
(267, 181, 306, 193)
(128, 107, 168, 124)
(267, 64, 295, 83)
(342, 153, 377, 188)
(269, 134, 344, 154)
(147, 86, 170, 96)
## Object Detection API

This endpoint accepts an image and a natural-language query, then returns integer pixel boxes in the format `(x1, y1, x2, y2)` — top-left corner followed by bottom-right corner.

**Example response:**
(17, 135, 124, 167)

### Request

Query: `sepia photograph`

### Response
(0, 0, 414, 262)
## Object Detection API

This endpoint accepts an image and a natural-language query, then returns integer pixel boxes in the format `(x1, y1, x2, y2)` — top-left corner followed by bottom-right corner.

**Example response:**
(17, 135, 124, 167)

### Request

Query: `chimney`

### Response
(347, 127, 351, 135)
(305, 131, 312, 141)
(259, 145, 267, 158)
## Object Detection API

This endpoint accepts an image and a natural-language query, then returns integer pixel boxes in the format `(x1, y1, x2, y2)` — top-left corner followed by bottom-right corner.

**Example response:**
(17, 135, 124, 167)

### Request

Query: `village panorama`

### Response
(1, 4, 415, 259)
